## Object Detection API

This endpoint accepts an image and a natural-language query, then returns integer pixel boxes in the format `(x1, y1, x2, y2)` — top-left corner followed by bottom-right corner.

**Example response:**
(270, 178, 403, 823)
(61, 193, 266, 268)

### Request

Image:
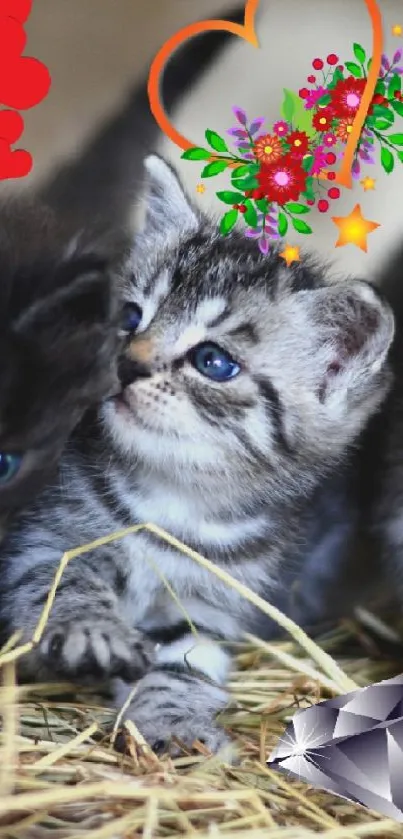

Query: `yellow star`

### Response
(360, 176, 376, 192)
(279, 244, 301, 266)
(196, 183, 206, 194)
(392, 23, 402, 36)
(332, 204, 380, 252)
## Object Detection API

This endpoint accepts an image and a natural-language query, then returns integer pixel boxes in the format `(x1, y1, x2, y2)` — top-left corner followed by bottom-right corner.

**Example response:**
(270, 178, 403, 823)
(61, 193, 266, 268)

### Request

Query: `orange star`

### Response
(332, 204, 380, 252)
(392, 23, 402, 36)
(196, 183, 206, 194)
(280, 244, 301, 266)
(360, 176, 376, 192)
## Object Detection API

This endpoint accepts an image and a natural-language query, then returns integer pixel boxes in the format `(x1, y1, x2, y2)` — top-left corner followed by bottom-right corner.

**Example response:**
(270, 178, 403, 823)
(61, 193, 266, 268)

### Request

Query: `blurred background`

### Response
(20, 0, 403, 278)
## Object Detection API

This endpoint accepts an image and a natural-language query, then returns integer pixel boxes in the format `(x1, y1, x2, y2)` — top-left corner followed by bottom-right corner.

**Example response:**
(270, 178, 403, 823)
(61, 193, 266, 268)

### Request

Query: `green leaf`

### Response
(230, 171, 258, 190)
(372, 104, 394, 122)
(201, 160, 231, 177)
(367, 57, 373, 72)
(345, 61, 362, 78)
(301, 176, 315, 202)
(375, 80, 386, 96)
(232, 163, 259, 179)
(381, 146, 395, 173)
(281, 89, 315, 137)
(281, 88, 296, 123)
(317, 94, 332, 107)
(374, 119, 395, 131)
(181, 147, 211, 161)
(353, 42, 366, 64)
(220, 209, 238, 236)
(292, 218, 313, 234)
(216, 190, 245, 204)
(391, 100, 403, 117)
(388, 74, 402, 99)
(205, 130, 228, 152)
(397, 150, 403, 163)
(244, 199, 258, 228)
(256, 198, 269, 213)
(328, 67, 344, 89)
(302, 154, 314, 172)
(388, 133, 403, 145)
(278, 212, 288, 237)
(285, 202, 310, 214)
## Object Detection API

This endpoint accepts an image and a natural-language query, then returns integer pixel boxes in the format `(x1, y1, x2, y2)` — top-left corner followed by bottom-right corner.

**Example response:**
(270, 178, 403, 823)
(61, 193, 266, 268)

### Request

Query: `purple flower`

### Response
(245, 227, 262, 239)
(258, 236, 270, 255)
(381, 54, 390, 70)
(359, 145, 375, 164)
(232, 106, 247, 125)
(352, 158, 361, 179)
(235, 142, 252, 151)
(242, 153, 255, 160)
(264, 226, 280, 238)
(304, 86, 327, 110)
(227, 127, 248, 138)
(394, 49, 403, 64)
(395, 67, 403, 75)
(249, 118, 266, 136)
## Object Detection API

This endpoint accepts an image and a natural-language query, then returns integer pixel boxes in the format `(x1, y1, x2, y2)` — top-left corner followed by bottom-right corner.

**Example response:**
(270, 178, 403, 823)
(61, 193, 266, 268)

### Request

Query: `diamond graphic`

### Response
(268, 674, 403, 822)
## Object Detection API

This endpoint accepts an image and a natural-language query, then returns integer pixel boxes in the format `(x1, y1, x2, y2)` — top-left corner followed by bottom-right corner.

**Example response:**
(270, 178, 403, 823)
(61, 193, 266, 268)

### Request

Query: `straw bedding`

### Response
(1, 524, 403, 839)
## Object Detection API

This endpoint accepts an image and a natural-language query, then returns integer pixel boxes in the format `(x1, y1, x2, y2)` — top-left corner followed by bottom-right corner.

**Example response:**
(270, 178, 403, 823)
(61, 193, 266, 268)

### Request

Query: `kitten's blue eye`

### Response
(122, 303, 142, 333)
(0, 453, 23, 485)
(189, 342, 241, 382)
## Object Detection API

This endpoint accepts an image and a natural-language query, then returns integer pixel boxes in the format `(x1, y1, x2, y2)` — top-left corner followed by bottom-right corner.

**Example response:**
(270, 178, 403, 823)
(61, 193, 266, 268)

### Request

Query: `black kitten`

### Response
(0, 197, 123, 514)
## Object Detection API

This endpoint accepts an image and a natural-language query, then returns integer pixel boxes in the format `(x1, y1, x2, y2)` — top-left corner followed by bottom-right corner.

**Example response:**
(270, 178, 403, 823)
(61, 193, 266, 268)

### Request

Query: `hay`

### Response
(0, 525, 403, 838)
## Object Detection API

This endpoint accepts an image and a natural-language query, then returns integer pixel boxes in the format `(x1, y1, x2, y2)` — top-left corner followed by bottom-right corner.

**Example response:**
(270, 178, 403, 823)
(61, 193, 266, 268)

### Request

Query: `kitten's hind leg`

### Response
(114, 633, 232, 756)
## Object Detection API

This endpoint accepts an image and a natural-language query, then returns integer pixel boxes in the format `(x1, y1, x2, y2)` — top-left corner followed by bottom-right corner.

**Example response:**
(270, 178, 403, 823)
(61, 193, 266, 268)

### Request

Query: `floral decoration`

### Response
(181, 43, 403, 254)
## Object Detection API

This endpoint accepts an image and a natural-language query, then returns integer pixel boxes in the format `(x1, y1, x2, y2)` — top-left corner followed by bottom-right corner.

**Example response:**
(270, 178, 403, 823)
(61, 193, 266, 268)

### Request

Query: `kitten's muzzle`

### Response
(117, 356, 151, 389)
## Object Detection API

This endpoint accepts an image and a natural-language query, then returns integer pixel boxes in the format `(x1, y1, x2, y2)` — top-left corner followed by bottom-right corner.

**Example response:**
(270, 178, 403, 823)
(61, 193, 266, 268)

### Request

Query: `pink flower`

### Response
(323, 132, 336, 147)
(273, 120, 289, 137)
(310, 144, 327, 175)
(304, 85, 327, 110)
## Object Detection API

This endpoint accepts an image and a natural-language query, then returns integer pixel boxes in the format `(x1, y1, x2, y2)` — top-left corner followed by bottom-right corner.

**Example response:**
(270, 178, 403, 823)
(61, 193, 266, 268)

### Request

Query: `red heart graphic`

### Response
(0, 139, 31, 179)
(0, 0, 31, 23)
(0, 109, 24, 142)
(0, 109, 31, 178)
(0, 15, 51, 110)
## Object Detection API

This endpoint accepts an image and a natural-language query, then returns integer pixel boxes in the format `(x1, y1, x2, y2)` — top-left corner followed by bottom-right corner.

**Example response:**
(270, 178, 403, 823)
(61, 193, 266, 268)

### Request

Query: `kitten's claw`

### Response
(114, 669, 230, 757)
(37, 618, 154, 683)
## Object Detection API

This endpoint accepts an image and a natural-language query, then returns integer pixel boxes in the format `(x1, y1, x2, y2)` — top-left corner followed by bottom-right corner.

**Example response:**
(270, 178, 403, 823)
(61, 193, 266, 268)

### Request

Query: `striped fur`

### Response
(0, 157, 394, 755)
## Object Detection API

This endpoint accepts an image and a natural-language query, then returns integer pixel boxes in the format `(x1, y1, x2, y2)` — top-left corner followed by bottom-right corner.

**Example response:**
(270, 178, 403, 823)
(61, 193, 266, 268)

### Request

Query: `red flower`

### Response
(312, 108, 335, 132)
(286, 130, 310, 157)
(336, 117, 355, 142)
(254, 133, 283, 165)
(330, 76, 366, 118)
(256, 155, 307, 205)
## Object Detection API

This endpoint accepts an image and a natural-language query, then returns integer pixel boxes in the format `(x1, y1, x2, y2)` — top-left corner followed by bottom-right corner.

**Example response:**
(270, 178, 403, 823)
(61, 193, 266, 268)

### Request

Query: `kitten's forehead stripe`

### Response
(255, 377, 292, 456)
(228, 323, 259, 345)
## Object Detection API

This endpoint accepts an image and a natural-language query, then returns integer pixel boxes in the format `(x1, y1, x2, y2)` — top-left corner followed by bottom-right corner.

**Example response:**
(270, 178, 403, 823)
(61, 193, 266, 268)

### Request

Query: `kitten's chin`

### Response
(100, 399, 227, 474)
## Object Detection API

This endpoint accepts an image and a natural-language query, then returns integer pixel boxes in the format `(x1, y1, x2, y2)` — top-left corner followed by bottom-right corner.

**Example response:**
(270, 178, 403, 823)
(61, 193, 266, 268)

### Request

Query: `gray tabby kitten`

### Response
(351, 241, 403, 617)
(0, 156, 395, 754)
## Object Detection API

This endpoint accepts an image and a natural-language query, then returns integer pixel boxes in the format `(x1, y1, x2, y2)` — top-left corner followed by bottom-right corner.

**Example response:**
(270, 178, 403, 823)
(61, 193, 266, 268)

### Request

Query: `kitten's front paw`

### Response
(115, 668, 230, 756)
(36, 617, 154, 683)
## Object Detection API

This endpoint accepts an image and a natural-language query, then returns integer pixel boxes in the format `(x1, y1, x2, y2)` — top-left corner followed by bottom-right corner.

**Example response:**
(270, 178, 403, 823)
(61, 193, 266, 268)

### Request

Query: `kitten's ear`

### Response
(13, 258, 116, 336)
(142, 154, 199, 236)
(312, 280, 394, 403)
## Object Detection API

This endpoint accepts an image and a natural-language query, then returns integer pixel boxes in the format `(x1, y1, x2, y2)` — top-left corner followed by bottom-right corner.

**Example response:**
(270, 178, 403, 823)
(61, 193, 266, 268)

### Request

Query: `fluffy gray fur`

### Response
(0, 156, 395, 755)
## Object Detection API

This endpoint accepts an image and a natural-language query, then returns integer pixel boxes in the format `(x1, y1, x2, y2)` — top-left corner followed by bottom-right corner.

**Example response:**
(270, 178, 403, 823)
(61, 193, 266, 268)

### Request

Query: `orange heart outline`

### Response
(147, 0, 383, 189)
